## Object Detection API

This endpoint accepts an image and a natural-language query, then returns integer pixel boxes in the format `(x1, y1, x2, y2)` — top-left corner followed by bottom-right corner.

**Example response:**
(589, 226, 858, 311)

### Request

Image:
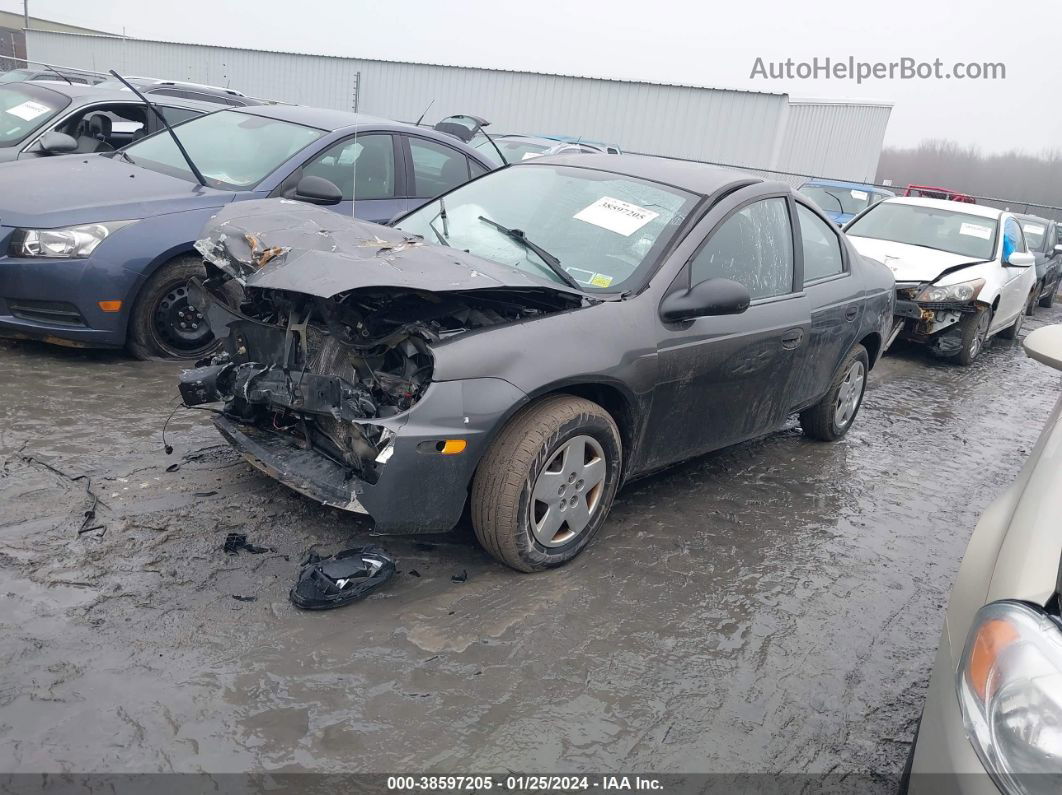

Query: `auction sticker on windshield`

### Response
(5, 100, 51, 121)
(575, 196, 659, 236)
(959, 222, 993, 240)
(851, 189, 869, 201)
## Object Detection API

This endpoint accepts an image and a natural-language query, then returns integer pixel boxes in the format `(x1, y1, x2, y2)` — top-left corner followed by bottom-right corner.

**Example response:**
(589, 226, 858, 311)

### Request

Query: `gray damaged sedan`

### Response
(179, 154, 895, 571)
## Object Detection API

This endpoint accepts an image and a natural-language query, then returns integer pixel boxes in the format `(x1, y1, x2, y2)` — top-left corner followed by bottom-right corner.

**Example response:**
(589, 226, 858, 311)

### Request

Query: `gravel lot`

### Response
(2, 308, 1060, 786)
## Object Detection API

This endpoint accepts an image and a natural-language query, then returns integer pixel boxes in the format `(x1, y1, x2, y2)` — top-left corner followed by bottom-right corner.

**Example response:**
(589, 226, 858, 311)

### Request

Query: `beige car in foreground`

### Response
(906, 325, 1062, 794)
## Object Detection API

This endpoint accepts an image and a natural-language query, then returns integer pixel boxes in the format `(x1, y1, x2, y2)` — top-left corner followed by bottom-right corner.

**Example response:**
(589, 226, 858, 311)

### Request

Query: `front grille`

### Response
(7, 299, 86, 327)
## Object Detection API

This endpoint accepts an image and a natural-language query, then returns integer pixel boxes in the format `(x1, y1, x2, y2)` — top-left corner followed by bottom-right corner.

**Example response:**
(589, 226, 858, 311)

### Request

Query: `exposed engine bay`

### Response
(179, 200, 586, 484)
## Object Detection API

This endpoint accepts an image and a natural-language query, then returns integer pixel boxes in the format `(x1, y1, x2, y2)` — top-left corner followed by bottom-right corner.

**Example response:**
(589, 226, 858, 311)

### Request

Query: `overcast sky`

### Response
(6, 0, 1059, 154)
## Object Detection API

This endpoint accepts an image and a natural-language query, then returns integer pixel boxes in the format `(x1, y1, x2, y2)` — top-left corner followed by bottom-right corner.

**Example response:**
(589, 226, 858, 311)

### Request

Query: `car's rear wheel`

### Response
(799, 344, 868, 441)
(954, 306, 992, 365)
(128, 255, 218, 361)
(1026, 283, 1041, 316)
(1040, 276, 1058, 308)
(471, 395, 622, 572)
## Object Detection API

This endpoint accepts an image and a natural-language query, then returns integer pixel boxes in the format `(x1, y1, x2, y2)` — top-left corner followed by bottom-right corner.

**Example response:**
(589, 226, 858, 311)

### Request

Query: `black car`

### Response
(180, 154, 894, 571)
(1015, 214, 1062, 311)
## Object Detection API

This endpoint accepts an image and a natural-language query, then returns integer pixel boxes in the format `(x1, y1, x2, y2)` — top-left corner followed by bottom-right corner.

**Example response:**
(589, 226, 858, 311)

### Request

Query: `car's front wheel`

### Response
(471, 395, 622, 572)
(799, 344, 868, 441)
(953, 306, 992, 365)
(128, 255, 218, 361)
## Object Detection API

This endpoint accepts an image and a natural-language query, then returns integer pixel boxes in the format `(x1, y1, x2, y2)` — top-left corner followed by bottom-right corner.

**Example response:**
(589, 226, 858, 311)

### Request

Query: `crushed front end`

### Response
(179, 201, 583, 532)
(893, 279, 986, 356)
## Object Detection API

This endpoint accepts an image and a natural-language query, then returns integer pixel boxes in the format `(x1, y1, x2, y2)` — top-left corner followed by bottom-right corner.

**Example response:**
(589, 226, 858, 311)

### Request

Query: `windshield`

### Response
(395, 163, 697, 292)
(0, 83, 68, 147)
(1020, 220, 1047, 251)
(121, 110, 325, 190)
(0, 70, 34, 84)
(846, 201, 998, 259)
(800, 185, 875, 215)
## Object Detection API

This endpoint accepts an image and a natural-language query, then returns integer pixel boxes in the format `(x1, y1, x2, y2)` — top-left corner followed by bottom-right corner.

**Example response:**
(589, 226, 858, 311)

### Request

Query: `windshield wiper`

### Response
(477, 215, 580, 290)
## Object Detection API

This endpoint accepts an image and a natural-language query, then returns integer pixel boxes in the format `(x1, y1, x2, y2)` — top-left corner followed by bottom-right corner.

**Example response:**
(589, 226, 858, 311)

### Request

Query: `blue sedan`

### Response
(0, 104, 494, 358)
(797, 178, 894, 226)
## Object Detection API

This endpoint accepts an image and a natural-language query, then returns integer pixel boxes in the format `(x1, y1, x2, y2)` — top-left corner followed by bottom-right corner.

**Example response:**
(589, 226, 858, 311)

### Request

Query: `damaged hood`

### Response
(196, 200, 587, 299)
(847, 236, 990, 284)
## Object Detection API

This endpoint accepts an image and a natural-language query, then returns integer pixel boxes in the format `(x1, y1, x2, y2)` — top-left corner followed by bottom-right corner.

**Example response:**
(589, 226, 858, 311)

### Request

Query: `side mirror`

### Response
(660, 277, 751, 323)
(292, 175, 342, 206)
(1006, 251, 1035, 268)
(38, 131, 78, 155)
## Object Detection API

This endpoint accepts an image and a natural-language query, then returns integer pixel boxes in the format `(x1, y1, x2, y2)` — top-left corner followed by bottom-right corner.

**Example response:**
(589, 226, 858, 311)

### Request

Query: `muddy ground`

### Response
(2, 309, 1060, 785)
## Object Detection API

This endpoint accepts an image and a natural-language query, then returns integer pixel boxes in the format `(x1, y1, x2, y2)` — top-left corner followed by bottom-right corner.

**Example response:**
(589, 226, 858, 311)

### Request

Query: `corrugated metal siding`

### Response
(776, 102, 892, 184)
(26, 30, 890, 182)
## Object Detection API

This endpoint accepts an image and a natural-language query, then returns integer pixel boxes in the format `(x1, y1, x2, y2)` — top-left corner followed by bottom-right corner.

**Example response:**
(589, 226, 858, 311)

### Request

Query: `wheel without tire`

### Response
(128, 255, 219, 360)
(471, 395, 622, 572)
(800, 344, 868, 441)
(953, 306, 992, 365)
(998, 305, 1023, 341)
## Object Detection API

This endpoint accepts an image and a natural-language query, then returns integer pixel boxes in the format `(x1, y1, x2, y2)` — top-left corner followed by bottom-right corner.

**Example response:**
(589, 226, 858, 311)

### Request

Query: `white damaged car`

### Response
(845, 197, 1037, 365)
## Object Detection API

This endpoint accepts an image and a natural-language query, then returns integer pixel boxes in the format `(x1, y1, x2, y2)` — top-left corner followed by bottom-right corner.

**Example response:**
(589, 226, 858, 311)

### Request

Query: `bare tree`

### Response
(877, 140, 1062, 219)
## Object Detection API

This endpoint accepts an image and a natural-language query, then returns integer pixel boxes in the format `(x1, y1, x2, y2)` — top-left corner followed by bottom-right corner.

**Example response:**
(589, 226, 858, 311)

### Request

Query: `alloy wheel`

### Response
(833, 360, 866, 430)
(530, 434, 607, 547)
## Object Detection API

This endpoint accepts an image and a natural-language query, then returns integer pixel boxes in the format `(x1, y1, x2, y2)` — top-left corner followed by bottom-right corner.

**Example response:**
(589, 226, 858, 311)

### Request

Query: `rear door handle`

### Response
(781, 329, 803, 349)
(845, 306, 859, 321)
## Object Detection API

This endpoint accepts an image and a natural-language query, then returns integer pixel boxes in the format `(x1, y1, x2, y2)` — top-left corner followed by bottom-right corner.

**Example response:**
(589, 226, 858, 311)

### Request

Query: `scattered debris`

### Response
(289, 545, 396, 610)
(408, 569, 421, 578)
(451, 569, 468, 584)
(231, 594, 257, 603)
(166, 463, 180, 473)
(194, 491, 218, 497)
(223, 533, 273, 555)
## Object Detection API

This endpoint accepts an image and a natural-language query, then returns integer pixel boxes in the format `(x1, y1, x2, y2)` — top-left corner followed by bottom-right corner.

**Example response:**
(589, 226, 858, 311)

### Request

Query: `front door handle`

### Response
(845, 305, 859, 321)
(781, 329, 804, 350)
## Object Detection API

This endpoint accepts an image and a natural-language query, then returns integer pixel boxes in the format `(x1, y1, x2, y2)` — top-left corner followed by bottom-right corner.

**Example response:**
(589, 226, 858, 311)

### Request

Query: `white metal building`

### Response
(25, 29, 892, 183)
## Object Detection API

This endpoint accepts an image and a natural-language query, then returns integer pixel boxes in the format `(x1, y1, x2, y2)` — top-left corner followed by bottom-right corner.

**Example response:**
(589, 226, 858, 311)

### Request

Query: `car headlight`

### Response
(10, 220, 137, 258)
(916, 278, 986, 303)
(957, 600, 1062, 794)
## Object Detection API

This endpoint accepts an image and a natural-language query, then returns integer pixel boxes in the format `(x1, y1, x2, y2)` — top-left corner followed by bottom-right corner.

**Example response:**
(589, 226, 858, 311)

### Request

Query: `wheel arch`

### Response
(124, 246, 200, 337)
(523, 379, 641, 478)
(857, 331, 882, 369)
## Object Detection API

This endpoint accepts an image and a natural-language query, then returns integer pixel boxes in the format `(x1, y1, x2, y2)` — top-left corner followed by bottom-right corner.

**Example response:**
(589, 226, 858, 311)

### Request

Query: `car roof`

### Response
(521, 153, 762, 196)
(801, 178, 893, 194)
(880, 195, 1003, 219)
(228, 103, 408, 132)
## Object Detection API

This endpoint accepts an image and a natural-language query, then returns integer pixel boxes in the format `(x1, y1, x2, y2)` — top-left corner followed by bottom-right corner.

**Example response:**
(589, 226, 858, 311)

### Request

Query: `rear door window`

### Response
(408, 137, 472, 198)
(797, 204, 845, 282)
(691, 197, 795, 299)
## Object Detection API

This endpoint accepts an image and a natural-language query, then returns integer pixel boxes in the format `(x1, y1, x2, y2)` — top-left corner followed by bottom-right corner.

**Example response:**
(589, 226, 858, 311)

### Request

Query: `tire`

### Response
(1040, 276, 1058, 308)
(1026, 283, 1040, 316)
(471, 395, 622, 572)
(998, 305, 1024, 341)
(953, 306, 992, 365)
(799, 344, 869, 441)
(127, 255, 219, 361)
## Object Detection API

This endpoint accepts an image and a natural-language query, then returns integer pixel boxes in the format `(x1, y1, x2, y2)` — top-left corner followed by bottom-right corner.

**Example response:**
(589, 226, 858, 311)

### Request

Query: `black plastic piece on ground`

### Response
(451, 569, 468, 584)
(289, 545, 396, 610)
(223, 533, 272, 555)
